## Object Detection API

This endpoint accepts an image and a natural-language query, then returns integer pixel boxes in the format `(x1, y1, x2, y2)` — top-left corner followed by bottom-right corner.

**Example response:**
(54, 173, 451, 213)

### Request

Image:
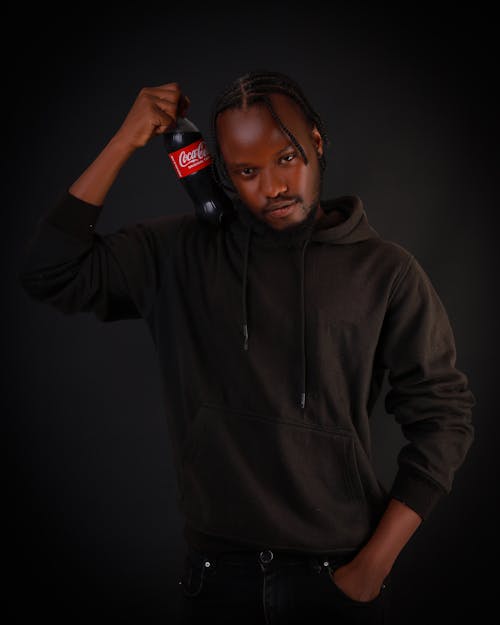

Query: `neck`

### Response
(233, 198, 321, 246)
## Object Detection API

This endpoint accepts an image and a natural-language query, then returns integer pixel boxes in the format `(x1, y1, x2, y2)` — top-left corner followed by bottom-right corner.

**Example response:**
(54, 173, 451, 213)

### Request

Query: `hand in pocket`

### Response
(330, 561, 387, 604)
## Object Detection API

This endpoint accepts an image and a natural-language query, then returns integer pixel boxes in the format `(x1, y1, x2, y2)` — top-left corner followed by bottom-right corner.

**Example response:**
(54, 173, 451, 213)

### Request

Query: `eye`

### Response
(237, 167, 256, 177)
(280, 152, 296, 164)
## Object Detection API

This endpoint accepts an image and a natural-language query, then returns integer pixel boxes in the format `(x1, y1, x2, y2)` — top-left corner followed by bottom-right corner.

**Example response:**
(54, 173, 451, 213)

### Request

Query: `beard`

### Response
(231, 170, 324, 247)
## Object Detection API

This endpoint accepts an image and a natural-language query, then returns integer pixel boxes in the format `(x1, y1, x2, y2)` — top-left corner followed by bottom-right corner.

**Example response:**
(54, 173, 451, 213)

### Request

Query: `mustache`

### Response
(264, 196, 302, 212)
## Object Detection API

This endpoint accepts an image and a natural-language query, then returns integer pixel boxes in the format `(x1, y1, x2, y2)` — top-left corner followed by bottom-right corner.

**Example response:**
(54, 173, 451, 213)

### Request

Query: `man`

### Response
(19, 71, 475, 624)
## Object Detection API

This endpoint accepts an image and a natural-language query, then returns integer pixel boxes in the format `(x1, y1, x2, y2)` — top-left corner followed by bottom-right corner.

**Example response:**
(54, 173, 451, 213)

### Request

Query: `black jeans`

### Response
(178, 546, 392, 624)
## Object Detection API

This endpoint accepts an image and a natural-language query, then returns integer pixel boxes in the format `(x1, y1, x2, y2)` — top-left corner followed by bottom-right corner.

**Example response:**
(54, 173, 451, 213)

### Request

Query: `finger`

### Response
(154, 98, 178, 118)
(154, 123, 171, 135)
(148, 91, 185, 115)
(152, 104, 176, 131)
(158, 90, 188, 116)
(145, 83, 182, 98)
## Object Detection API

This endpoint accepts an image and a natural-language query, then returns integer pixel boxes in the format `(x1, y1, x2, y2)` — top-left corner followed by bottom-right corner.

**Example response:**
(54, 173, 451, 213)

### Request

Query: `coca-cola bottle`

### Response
(163, 117, 234, 225)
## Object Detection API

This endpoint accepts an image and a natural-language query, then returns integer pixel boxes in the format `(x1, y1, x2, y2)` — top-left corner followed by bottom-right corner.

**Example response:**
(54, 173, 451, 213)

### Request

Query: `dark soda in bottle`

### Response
(163, 117, 233, 225)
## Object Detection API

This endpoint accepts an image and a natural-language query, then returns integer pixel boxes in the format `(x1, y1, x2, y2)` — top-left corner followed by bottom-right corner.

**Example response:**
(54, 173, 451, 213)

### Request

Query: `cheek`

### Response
(233, 179, 261, 204)
(295, 167, 310, 189)
(306, 156, 322, 190)
(294, 164, 317, 198)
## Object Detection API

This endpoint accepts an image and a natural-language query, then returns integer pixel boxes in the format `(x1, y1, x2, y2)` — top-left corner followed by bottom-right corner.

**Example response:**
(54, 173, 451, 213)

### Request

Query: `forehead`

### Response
(216, 93, 310, 159)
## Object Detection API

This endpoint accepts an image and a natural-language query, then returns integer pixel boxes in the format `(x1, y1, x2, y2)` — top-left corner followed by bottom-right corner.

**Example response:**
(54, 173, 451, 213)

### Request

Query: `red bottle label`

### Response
(168, 139, 212, 178)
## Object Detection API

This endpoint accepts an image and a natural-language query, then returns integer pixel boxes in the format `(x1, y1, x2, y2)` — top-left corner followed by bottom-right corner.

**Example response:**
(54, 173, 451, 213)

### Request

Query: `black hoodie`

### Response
(18, 191, 475, 555)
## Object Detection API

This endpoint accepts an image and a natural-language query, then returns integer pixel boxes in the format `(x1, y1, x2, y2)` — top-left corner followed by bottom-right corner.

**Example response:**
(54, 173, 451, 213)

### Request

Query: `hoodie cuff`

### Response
(44, 190, 103, 241)
(389, 466, 447, 520)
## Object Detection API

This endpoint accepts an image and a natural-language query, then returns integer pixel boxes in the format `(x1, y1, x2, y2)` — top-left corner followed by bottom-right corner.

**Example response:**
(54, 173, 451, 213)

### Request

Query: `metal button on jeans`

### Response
(259, 550, 274, 564)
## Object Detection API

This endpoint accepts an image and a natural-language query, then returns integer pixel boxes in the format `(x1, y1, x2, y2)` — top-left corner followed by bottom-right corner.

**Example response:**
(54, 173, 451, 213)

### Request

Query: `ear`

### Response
(311, 126, 323, 157)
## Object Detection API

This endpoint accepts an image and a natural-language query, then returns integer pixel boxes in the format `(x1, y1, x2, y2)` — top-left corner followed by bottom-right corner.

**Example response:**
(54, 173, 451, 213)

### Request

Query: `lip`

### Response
(265, 200, 297, 217)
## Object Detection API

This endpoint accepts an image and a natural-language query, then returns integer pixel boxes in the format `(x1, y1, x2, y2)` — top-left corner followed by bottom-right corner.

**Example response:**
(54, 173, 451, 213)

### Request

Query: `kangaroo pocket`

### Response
(179, 403, 383, 551)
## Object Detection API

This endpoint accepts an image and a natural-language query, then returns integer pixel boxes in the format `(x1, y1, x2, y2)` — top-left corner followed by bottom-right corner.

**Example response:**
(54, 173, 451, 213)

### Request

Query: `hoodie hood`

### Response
(312, 196, 381, 244)
(229, 195, 380, 411)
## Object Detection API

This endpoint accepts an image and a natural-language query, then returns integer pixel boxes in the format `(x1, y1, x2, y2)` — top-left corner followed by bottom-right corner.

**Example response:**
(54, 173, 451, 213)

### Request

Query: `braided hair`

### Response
(209, 70, 329, 198)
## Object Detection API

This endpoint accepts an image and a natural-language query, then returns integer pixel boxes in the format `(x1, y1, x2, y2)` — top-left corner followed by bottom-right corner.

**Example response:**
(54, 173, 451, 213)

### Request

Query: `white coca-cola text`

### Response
(179, 141, 209, 167)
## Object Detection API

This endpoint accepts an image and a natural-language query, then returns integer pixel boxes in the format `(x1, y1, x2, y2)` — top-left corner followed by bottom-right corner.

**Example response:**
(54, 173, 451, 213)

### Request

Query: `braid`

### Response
(208, 71, 329, 198)
(259, 95, 308, 165)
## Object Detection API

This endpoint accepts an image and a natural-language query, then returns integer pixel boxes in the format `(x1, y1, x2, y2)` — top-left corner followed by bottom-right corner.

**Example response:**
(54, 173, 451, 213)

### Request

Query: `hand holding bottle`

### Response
(114, 82, 190, 151)
(68, 82, 190, 206)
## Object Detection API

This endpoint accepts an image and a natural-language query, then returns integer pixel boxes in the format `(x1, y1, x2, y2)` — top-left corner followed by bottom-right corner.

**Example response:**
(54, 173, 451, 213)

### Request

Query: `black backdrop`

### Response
(5, 3, 498, 623)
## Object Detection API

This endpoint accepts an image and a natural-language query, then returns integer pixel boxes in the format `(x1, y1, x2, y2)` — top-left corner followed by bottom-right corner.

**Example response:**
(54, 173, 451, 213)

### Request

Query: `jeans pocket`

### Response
(179, 555, 211, 598)
(327, 565, 390, 607)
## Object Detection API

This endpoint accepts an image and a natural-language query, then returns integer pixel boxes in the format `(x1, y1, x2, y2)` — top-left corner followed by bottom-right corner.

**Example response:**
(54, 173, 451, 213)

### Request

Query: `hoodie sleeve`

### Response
(18, 191, 187, 321)
(378, 253, 476, 520)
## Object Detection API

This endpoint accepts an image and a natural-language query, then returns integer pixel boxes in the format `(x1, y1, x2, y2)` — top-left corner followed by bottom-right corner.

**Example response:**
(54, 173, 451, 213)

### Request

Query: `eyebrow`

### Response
(229, 144, 294, 168)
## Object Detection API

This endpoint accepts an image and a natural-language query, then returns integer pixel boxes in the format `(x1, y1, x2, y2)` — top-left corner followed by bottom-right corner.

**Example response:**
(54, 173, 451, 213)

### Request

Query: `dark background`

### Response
(5, 3, 498, 623)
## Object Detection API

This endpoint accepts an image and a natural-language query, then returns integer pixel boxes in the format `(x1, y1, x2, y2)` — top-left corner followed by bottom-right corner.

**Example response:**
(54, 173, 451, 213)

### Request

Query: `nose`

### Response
(260, 167, 288, 198)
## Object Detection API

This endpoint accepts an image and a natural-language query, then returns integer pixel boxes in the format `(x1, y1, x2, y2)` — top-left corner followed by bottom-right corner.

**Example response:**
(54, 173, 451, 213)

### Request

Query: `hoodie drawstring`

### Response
(299, 237, 311, 410)
(242, 227, 252, 351)
(241, 226, 311, 412)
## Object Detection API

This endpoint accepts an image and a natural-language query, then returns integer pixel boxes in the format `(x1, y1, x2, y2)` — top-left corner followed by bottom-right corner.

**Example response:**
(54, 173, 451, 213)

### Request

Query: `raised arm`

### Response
(18, 82, 190, 321)
(69, 82, 190, 206)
